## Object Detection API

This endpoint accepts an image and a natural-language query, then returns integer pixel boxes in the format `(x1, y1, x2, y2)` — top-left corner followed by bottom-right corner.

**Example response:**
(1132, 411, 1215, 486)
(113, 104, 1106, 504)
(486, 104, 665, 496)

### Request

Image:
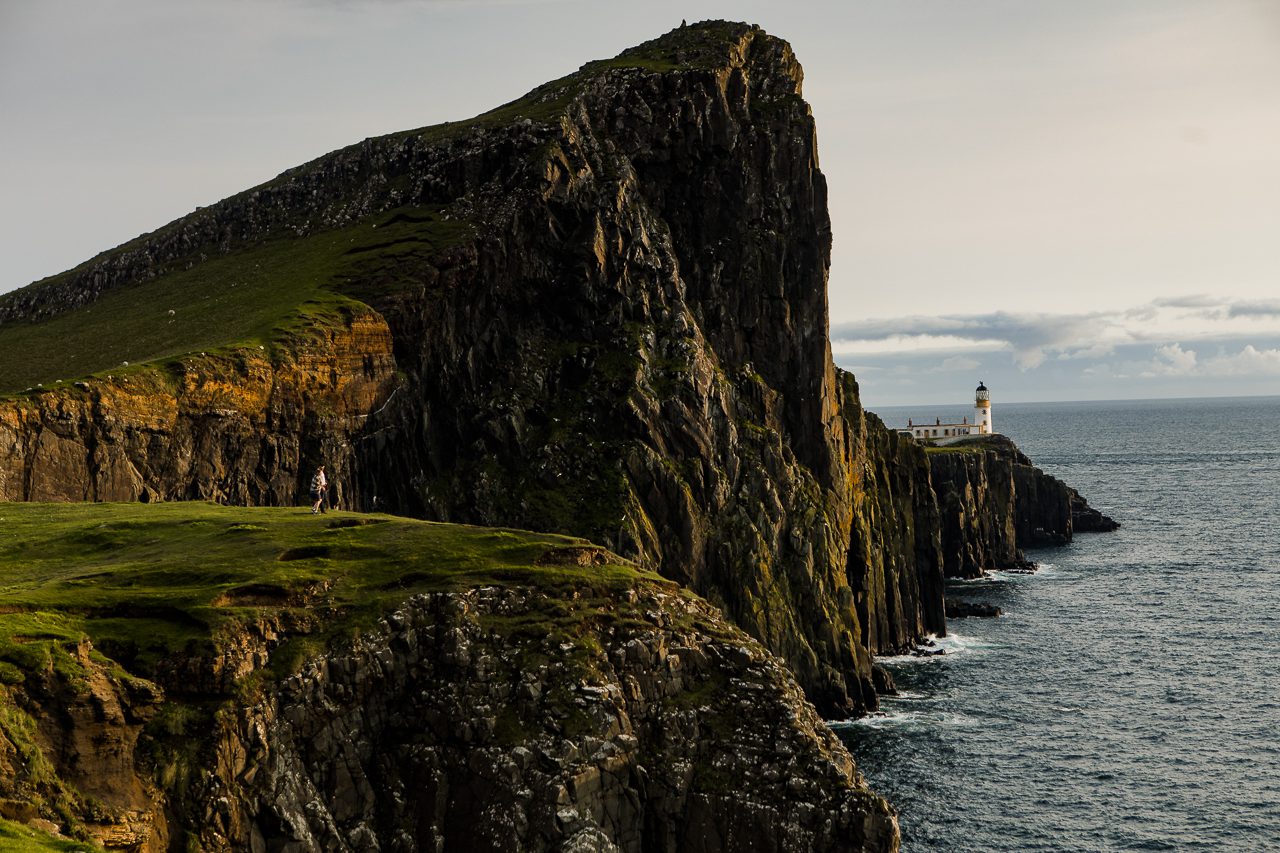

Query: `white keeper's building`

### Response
(897, 382, 996, 443)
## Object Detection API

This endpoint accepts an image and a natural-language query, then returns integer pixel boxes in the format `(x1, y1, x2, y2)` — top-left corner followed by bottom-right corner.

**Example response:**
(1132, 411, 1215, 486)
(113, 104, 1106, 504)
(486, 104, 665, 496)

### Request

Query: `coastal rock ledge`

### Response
(206, 589, 898, 853)
(0, 583, 899, 852)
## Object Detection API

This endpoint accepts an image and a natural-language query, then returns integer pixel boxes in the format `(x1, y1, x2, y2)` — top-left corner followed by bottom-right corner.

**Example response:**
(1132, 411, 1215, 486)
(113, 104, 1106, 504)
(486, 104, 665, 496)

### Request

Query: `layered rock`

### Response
(2, 586, 900, 852)
(332, 23, 954, 715)
(0, 307, 396, 507)
(0, 22, 923, 717)
(195, 588, 898, 853)
(0, 22, 1111, 722)
(0, 640, 167, 850)
(840, 375, 945, 658)
(928, 435, 1116, 578)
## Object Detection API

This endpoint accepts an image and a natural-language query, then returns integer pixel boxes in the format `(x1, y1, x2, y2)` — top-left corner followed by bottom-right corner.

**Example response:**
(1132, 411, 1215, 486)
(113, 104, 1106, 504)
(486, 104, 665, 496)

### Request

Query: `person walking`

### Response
(310, 465, 328, 514)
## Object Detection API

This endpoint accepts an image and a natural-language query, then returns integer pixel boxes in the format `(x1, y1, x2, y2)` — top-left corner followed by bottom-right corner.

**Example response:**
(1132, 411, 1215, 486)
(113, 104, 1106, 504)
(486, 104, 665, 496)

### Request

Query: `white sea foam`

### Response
(950, 571, 1011, 584)
(831, 707, 980, 731)
(932, 630, 1000, 655)
(873, 630, 995, 665)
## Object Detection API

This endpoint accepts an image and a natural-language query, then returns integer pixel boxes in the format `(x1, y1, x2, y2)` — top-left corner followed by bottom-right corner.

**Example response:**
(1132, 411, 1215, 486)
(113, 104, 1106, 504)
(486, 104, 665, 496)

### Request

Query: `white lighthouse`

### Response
(974, 381, 992, 434)
(896, 382, 998, 443)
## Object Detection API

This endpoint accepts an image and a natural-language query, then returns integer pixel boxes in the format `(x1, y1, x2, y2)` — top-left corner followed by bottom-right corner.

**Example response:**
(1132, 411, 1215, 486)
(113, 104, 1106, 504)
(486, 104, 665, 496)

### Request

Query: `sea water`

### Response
(837, 396, 1280, 852)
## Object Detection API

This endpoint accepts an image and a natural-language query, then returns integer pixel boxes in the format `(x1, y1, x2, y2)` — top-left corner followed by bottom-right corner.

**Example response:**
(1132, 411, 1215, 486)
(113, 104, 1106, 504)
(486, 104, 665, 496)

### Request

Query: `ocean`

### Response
(837, 396, 1280, 852)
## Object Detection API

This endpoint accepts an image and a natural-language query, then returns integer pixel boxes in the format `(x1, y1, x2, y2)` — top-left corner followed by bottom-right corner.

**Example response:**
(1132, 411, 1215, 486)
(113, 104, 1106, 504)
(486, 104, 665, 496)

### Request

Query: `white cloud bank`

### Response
(1134, 343, 1280, 379)
(832, 295, 1280, 376)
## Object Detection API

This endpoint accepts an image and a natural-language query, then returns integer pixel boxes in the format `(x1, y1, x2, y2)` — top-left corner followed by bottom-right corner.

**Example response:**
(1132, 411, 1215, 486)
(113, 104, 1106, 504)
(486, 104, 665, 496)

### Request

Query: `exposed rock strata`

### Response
(0, 641, 168, 851)
(928, 435, 1116, 579)
(0, 307, 396, 507)
(2, 587, 900, 852)
(199, 588, 898, 852)
(0, 22, 937, 718)
(0, 22, 1111, 721)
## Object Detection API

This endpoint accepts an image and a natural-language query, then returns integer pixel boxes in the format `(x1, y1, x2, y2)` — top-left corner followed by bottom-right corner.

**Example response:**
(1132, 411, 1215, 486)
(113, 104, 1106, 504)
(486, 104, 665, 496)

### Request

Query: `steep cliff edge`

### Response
(0, 503, 898, 851)
(926, 436, 1117, 579)
(0, 306, 395, 506)
(0, 21, 935, 717)
(0, 22, 1112, 719)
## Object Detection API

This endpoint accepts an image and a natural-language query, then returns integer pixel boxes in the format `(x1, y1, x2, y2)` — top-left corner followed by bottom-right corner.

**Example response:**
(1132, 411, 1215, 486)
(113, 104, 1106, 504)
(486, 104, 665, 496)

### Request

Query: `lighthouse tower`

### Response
(975, 381, 993, 434)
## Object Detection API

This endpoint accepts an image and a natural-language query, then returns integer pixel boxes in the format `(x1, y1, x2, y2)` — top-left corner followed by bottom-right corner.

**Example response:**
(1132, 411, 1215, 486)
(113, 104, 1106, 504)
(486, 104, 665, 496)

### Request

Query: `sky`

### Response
(2, 0, 1278, 407)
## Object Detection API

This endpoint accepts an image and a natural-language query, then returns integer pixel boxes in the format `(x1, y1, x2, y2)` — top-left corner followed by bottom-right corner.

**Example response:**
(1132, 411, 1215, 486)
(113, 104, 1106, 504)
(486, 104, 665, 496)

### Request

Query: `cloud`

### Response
(1140, 343, 1198, 377)
(832, 295, 1280, 372)
(941, 355, 980, 371)
(1131, 342, 1280, 379)
(1228, 299, 1280, 319)
(832, 309, 1118, 369)
(1202, 344, 1280, 376)
(1150, 294, 1221, 309)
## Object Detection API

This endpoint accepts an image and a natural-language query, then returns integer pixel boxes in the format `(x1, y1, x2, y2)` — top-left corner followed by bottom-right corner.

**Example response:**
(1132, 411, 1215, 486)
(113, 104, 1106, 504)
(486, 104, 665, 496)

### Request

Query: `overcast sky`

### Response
(2, 0, 1278, 407)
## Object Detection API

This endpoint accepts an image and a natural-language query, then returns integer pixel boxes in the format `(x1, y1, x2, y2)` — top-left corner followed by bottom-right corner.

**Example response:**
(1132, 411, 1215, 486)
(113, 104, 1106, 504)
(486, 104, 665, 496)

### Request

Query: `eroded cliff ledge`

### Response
(0, 504, 898, 852)
(926, 435, 1117, 580)
(0, 21, 941, 718)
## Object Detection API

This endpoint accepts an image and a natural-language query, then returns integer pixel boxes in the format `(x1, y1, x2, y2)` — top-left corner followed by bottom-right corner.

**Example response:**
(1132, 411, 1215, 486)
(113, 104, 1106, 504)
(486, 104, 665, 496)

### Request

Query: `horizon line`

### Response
(863, 390, 1280, 410)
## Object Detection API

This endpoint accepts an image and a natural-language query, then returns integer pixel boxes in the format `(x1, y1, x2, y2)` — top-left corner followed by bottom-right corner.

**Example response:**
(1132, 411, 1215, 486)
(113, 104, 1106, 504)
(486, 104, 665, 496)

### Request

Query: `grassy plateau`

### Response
(0, 502, 658, 685)
(0, 205, 467, 396)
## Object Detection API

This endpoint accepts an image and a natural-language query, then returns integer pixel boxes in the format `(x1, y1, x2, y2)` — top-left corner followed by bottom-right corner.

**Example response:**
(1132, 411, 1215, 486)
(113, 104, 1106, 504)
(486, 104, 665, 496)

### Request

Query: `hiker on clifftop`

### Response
(310, 465, 328, 514)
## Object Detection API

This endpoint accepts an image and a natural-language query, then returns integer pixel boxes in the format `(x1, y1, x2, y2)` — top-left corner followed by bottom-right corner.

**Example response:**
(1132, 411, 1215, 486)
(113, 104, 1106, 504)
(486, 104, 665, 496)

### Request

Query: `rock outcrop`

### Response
(0, 22, 939, 718)
(0, 307, 395, 508)
(199, 588, 898, 853)
(1, 585, 900, 852)
(0, 640, 168, 850)
(0, 22, 1112, 723)
(927, 435, 1117, 578)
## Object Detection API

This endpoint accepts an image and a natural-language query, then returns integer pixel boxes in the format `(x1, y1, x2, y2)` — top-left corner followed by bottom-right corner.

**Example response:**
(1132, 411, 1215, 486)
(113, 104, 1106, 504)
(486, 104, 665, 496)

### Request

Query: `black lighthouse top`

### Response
(975, 381, 989, 402)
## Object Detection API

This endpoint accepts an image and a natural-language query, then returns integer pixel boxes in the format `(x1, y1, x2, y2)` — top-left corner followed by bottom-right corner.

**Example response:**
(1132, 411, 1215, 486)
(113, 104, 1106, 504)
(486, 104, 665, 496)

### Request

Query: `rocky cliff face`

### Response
(0, 307, 395, 507)
(197, 588, 898, 853)
(0, 22, 1112, 723)
(928, 435, 1116, 579)
(840, 375, 945, 656)
(336, 23, 888, 716)
(0, 640, 168, 850)
(0, 585, 899, 852)
(0, 22, 931, 717)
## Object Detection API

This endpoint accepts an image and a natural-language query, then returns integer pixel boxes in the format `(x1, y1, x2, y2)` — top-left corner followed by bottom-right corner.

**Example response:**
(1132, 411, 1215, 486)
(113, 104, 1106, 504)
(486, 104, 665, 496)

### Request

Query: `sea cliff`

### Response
(0, 21, 966, 717)
(0, 20, 1114, 851)
(928, 435, 1116, 579)
(0, 504, 896, 852)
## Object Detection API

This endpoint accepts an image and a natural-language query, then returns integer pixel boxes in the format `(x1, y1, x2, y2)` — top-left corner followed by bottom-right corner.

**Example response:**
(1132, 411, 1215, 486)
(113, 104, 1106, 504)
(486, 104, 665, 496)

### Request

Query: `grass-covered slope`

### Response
(0, 21, 756, 396)
(0, 503, 666, 843)
(0, 502, 902, 853)
(0, 819, 94, 852)
(0, 205, 465, 395)
(0, 502, 656, 684)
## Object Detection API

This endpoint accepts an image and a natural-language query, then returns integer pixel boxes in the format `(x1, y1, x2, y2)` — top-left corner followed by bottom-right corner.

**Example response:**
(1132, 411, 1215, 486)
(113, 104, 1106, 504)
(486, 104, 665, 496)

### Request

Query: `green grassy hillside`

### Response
(0, 21, 755, 397)
(0, 502, 654, 684)
(0, 205, 466, 395)
(0, 502, 670, 846)
(0, 819, 94, 852)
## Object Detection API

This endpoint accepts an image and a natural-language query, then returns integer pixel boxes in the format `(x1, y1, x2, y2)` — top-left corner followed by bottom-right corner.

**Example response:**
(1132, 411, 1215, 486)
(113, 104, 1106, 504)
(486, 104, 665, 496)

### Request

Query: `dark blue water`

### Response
(839, 396, 1280, 852)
